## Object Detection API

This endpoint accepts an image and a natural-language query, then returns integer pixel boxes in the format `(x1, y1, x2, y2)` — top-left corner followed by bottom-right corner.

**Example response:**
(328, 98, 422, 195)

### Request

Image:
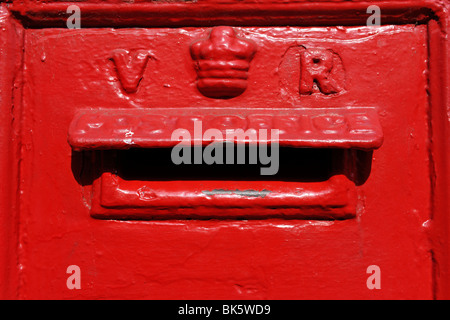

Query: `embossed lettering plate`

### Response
(68, 107, 383, 150)
(25, 25, 425, 109)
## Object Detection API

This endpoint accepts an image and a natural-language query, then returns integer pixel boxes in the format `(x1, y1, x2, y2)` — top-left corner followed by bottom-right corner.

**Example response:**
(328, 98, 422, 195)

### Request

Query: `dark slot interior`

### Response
(112, 146, 345, 182)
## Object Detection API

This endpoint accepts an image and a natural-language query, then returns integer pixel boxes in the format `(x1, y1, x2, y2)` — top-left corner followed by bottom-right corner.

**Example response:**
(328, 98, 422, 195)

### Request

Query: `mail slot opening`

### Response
(112, 146, 341, 182)
(68, 107, 380, 219)
(70, 145, 372, 220)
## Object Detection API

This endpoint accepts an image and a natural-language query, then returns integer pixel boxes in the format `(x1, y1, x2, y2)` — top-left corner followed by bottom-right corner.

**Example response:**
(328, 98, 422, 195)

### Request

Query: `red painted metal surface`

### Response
(93, 172, 357, 220)
(0, 0, 448, 300)
(68, 107, 384, 149)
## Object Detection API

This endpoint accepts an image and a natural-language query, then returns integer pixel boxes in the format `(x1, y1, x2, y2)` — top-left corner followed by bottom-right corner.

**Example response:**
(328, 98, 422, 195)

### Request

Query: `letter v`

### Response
(110, 49, 152, 94)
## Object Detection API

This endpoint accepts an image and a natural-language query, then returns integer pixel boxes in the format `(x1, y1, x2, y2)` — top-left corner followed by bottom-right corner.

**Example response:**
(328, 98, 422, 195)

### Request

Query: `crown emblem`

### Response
(190, 26, 257, 99)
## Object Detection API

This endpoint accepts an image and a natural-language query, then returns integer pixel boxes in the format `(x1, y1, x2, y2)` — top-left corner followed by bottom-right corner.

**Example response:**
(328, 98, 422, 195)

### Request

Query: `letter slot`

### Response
(68, 107, 383, 220)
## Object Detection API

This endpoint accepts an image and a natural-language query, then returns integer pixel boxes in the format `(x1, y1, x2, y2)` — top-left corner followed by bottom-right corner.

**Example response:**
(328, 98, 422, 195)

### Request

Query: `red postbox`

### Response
(0, 0, 449, 300)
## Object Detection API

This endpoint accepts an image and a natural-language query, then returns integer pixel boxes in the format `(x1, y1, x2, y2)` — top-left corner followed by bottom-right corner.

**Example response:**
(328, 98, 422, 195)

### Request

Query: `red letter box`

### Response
(0, 0, 449, 300)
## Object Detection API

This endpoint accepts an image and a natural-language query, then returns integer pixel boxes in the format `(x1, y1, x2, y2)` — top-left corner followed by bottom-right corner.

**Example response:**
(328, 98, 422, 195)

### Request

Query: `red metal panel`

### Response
(427, 17, 450, 300)
(0, 5, 24, 300)
(0, 0, 448, 300)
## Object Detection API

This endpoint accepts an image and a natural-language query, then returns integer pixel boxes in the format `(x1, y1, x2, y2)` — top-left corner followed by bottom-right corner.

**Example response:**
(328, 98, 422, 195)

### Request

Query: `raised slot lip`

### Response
(92, 172, 357, 220)
(84, 146, 360, 220)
